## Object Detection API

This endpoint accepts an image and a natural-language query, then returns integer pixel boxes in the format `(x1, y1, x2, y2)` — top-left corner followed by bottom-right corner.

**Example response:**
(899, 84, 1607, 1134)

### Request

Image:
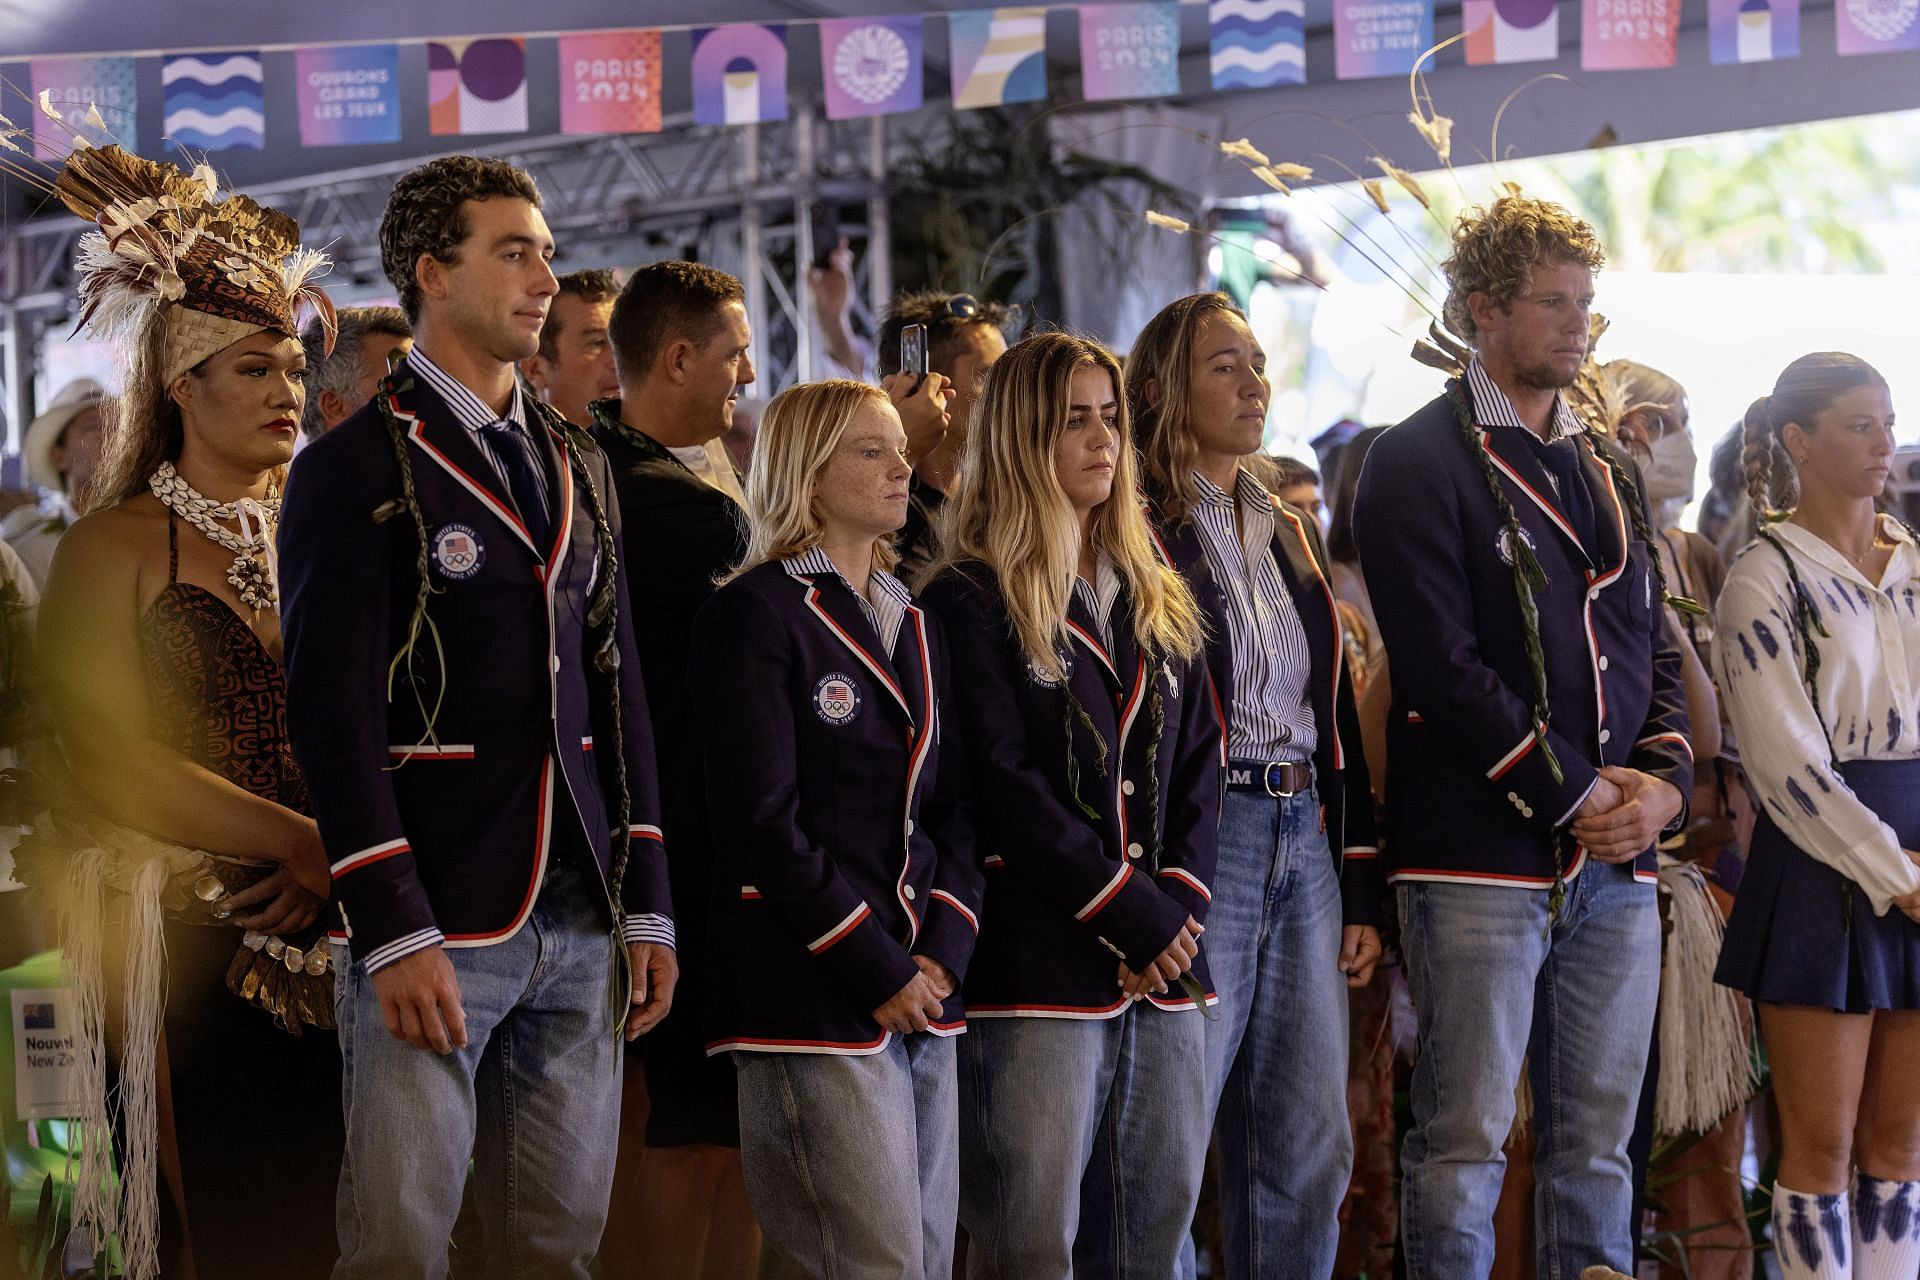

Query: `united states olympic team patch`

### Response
(433, 524, 485, 580)
(814, 673, 862, 725)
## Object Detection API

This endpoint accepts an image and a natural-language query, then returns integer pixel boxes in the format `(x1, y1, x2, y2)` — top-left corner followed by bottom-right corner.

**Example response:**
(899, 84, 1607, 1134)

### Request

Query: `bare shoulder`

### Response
(47, 496, 168, 592)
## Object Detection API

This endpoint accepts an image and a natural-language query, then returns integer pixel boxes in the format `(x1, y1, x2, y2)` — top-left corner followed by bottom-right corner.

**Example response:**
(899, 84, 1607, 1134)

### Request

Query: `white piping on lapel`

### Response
(1480, 429, 1588, 565)
(403, 401, 541, 558)
(1064, 618, 1119, 682)
(803, 585, 912, 720)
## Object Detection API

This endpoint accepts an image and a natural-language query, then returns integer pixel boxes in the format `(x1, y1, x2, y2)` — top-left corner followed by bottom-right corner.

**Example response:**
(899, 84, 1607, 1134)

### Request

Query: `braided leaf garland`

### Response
(373, 380, 635, 929)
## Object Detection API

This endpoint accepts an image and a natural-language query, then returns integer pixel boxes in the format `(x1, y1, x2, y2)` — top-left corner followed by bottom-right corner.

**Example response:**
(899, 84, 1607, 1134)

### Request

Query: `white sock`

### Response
(1851, 1173, 1920, 1279)
(1771, 1184, 1850, 1279)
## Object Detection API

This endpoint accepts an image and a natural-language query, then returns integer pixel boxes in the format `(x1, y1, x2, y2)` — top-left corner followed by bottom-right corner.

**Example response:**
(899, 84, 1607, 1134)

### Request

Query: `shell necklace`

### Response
(149, 462, 281, 612)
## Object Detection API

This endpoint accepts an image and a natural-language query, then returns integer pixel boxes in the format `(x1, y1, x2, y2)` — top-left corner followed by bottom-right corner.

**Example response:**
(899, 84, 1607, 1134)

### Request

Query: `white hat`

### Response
(24, 379, 106, 493)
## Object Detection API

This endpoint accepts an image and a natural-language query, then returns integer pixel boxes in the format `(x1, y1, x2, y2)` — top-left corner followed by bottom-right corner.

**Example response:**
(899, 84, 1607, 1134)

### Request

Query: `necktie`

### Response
(1528, 435, 1599, 554)
(483, 418, 552, 551)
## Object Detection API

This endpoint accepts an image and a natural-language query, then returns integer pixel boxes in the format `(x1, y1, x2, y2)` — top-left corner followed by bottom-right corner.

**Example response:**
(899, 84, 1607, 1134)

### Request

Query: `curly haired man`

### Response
(1352, 196, 1692, 1279)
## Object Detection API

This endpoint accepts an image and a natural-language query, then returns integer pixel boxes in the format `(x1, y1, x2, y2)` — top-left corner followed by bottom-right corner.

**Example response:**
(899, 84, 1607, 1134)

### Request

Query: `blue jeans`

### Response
(958, 1008, 1208, 1280)
(734, 1034, 958, 1280)
(1177, 786, 1350, 1279)
(330, 860, 623, 1280)
(1398, 861, 1660, 1280)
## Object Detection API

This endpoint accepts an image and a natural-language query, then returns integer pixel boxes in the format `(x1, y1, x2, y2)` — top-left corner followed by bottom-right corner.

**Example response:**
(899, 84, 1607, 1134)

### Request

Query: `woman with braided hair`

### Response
(915, 331, 1222, 1277)
(690, 379, 981, 1280)
(1712, 353, 1920, 1280)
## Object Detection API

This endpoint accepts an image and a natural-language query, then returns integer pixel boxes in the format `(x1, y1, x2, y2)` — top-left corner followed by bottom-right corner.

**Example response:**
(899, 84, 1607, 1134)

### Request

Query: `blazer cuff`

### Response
(360, 927, 446, 975)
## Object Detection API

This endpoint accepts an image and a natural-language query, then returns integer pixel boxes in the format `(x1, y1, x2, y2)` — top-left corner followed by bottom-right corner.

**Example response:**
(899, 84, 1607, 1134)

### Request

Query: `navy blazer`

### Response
(692, 560, 981, 1054)
(1352, 386, 1692, 885)
(1149, 490, 1385, 929)
(592, 407, 747, 964)
(281, 359, 670, 973)
(917, 562, 1223, 1017)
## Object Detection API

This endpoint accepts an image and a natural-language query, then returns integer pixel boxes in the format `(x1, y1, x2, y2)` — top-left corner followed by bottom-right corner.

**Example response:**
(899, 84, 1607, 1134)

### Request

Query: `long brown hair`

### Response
(88, 313, 186, 513)
(1741, 352, 1886, 520)
(1125, 291, 1247, 527)
(930, 331, 1204, 679)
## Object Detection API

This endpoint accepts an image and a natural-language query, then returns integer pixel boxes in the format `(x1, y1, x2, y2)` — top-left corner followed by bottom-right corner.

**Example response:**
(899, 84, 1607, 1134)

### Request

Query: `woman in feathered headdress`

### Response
(21, 143, 342, 1280)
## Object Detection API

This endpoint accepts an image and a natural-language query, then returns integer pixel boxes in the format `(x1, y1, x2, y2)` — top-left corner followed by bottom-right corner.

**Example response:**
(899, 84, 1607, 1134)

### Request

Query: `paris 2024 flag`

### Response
(819, 16, 925, 120)
(1463, 0, 1559, 64)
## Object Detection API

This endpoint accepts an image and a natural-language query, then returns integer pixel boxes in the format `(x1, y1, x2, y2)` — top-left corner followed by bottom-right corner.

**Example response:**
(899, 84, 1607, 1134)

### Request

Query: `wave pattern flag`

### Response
(429, 38, 529, 137)
(1463, 0, 1559, 64)
(691, 24, 790, 125)
(1080, 2, 1183, 100)
(1582, 0, 1680, 67)
(820, 16, 925, 119)
(950, 8, 1049, 108)
(1332, 0, 1435, 78)
(30, 57, 136, 160)
(560, 31, 663, 133)
(1710, 0, 1800, 61)
(1836, 0, 1920, 52)
(1210, 0, 1306, 88)
(162, 53, 263, 151)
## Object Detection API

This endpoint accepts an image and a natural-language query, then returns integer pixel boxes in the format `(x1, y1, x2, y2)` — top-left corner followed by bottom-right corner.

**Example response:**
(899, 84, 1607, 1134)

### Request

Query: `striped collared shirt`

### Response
(786, 547, 912, 656)
(1467, 356, 1583, 442)
(1071, 554, 1123, 653)
(408, 348, 554, 517)
(1191, 468, 1317, 761)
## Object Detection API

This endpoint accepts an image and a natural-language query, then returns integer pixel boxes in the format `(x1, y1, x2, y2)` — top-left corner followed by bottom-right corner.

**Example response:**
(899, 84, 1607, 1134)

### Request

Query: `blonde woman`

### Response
(916, 332, 1223, 1277)
(690, 379, 982, 1280)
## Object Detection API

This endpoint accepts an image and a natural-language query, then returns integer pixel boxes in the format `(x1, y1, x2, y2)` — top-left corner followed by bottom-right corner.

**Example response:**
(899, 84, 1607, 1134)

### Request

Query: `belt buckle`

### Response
(1263, 761, 1298, 799)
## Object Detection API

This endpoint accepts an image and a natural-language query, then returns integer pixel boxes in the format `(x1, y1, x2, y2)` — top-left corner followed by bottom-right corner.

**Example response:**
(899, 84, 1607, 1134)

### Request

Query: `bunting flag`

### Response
(29, 57, 136, 160)
(1582, 0, 1680, 67)
(1836, 0, 1920, 53)
(950, 8, 1050, 109)
(819, 16, 925, 119)
(1710, 0, 1800, 61)
(296, 44, 401, 146)
(162, 52, 264, 151)
(428, 37, 529, 136)
(559, 31, 663, 133)
(1463, 0, 1560, 64)
(1080, 2, 1182, 100)
(690, 24, 789, 125)
(1210, 0, 1307, 89)
(1332, 0, 1435, 78)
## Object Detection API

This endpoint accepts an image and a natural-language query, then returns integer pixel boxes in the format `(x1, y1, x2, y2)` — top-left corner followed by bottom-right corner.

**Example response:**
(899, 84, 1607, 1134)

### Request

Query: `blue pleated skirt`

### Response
(1715, 758, 1920, 1013)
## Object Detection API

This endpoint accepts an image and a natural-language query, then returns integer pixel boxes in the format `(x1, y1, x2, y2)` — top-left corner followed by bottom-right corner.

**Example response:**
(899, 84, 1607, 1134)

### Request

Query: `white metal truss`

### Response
(0, 105, 903, 449)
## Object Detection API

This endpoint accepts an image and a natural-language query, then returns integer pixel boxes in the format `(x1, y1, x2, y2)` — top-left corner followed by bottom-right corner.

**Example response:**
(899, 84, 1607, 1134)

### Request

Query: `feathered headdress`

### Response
(53, 144, 335, 380)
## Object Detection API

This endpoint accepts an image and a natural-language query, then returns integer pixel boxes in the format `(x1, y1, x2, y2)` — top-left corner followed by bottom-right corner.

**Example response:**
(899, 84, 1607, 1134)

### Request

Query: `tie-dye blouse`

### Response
(1714, 515, 1920, 914)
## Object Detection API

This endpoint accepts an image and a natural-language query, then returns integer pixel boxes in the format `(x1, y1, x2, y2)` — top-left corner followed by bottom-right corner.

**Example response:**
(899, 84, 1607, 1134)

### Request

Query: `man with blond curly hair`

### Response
(1352, 196, 1691, 1279)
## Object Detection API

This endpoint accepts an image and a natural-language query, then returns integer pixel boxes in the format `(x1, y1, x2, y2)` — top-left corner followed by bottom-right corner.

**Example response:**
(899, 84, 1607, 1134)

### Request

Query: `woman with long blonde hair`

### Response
(917, 331, 1223, 1276)
(692, 378, 981, 1280)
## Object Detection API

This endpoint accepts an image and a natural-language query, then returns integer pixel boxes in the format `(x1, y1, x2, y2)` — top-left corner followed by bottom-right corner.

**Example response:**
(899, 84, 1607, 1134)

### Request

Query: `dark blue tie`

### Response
(1527, 434, 1599, 554)
(483, 419, 552, 551)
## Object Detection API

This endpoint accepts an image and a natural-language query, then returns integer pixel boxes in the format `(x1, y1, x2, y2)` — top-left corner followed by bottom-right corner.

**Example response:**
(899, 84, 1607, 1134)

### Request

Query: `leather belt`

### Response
(1226, 758, 1313, 798)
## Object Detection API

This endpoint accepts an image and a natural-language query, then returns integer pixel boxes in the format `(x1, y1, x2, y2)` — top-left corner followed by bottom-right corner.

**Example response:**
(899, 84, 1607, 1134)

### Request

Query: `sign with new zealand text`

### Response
(1581, 0, 1680, 68)
(1079, 2, 1182, 101)
(559, 31, 663, 134)
(296, 44, 401, 146)
(11, 989, 82, 1121)
(1333, 0, 1435, 79)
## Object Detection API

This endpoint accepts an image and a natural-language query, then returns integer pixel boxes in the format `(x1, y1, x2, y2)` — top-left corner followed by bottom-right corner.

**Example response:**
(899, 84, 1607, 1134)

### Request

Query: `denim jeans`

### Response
(330, 859, 623, 1280)
(1176, 786, 1350, 1279)
(957, 1007, 1208, 1280)
(734, 1033, 958, 1280)
(1397, 860, 1660, 1280)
